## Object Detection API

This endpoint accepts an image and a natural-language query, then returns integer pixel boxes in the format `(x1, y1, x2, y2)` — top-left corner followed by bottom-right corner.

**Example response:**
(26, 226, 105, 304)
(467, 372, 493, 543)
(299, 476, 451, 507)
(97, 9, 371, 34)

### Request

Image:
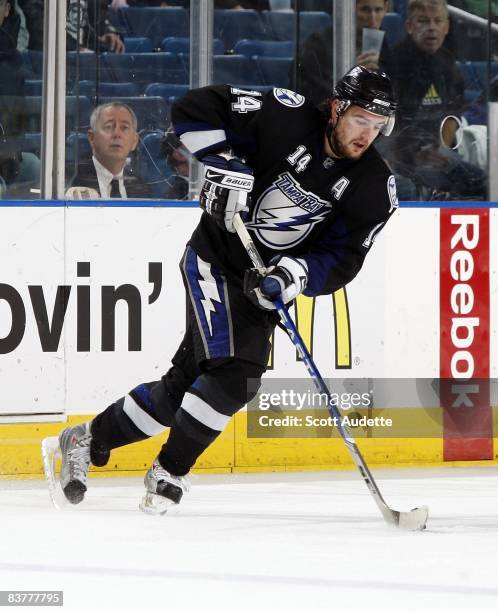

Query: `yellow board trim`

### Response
(0, 411, 496, 480)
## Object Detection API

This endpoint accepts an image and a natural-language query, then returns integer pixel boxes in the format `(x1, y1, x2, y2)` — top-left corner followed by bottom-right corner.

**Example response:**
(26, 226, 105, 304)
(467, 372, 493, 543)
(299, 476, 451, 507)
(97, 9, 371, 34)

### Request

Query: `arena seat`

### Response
(137, 131, 172, 198)
(392, 0, 408, 21)
(22, 96, 92, 132)
(468, 61, 498, 89)
(263, 10, 332, 42)
(123, 37, 153, 53)
(24, 80, 43, 96)
(78, 81, 141, 98)
(103, 52, 188, 86)
(214, 9, 270, 52)
(66, 52, 103, 84)
(66, 132, 92, 163)
(21, 132, 42, 157)
(145, 83, 189, 102)
(161, 37, 225, 55)
(112, 7, 189, 49)
(234, 39, 294, 59)
(65, 96, 94, 130)
(296, 0, 333, 12)
(256, 57, 292, 88)
(21, 50, 43, 78)
(457, 61, 485, 101)
(381, 13, 405, 47)
(213, 55, 261, 87)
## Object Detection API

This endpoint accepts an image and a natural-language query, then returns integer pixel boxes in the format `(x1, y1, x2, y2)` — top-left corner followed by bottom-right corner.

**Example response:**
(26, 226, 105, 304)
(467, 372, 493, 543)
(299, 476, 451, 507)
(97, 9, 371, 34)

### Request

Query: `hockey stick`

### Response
(233, 213, 428, 531)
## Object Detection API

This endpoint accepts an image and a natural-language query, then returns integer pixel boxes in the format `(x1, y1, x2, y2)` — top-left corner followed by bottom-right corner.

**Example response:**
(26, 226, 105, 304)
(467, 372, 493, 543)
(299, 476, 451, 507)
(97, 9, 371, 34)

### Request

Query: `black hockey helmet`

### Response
(333, 65, 397, 136)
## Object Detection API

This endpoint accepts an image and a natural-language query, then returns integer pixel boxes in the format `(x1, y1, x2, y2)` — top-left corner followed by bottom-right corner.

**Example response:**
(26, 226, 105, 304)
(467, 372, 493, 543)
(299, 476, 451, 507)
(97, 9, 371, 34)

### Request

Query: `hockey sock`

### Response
(159, 410, 218, 476)
(90, 380, 179, 450)
(159, 359, 264, 475)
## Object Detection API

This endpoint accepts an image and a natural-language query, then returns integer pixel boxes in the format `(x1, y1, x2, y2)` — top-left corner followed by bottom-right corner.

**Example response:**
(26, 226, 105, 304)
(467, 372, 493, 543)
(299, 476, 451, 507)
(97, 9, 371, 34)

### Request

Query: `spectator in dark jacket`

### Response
(294, 0, 392, 105)
(0, 0, 25, 192)
(387, 0, 464, 133)
(383, 0, 485, 199)
(67, 0, 125, 53)
(18, 0, 43, 50)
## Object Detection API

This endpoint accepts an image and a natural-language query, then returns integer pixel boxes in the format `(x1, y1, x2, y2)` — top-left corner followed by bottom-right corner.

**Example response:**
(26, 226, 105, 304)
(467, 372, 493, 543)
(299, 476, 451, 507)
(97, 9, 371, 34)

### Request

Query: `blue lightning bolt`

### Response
(197, 260, 221, 336)
(247, 206, 331, 231)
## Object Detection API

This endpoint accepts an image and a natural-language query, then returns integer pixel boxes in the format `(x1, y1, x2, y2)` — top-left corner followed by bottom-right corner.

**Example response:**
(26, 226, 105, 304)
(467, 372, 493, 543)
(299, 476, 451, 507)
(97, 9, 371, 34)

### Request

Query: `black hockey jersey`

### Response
(172, 86, 398, 297)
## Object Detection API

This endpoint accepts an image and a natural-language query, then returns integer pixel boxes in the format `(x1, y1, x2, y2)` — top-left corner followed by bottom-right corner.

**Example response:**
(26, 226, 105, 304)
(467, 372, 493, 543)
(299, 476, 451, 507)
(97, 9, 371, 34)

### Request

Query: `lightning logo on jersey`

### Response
(197, 260, 221, 336)
(273, 88, 305, 108)
(246, 173, 332, 249)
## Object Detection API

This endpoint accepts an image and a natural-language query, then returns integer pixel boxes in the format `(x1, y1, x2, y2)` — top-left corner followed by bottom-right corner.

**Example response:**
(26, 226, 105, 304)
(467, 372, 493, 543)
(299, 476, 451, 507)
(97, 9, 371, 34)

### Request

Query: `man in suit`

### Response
(68, 101, 153, 199)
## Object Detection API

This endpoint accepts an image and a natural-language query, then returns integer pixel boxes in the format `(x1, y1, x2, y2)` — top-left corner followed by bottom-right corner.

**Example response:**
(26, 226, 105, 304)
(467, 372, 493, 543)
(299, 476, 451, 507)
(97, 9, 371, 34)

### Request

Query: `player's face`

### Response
(356, 0, 388, 30)
(328, 103, 387, 160)
(406, 5, 449, 54)
(88, 106, 139, 169)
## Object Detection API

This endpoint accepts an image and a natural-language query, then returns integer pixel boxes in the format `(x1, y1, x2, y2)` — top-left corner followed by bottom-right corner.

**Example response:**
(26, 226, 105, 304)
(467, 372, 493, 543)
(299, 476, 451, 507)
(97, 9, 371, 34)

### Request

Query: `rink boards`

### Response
(0, 202, 497, 475)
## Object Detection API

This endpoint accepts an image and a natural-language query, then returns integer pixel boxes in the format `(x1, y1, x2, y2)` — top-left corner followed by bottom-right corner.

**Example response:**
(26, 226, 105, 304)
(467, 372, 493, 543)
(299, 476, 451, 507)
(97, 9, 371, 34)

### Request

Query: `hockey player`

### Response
(48, 65, 398, 514)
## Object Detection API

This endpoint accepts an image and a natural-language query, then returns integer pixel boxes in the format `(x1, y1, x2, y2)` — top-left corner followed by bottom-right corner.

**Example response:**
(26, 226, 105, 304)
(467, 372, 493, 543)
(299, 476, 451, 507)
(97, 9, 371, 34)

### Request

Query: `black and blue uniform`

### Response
(91, 85, 398, 476)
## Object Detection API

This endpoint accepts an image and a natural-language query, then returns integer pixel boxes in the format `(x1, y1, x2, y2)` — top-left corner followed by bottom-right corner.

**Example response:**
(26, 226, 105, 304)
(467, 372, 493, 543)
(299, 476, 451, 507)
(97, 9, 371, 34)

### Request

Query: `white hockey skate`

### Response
(139, 458, 190, 516)
(41, 436, 67, 509)
(41, 423, 92, 508)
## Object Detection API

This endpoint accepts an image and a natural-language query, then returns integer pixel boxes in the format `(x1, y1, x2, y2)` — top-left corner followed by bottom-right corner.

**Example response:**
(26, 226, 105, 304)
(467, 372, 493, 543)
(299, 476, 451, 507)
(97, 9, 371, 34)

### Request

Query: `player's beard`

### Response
(326, 122, 368, 161)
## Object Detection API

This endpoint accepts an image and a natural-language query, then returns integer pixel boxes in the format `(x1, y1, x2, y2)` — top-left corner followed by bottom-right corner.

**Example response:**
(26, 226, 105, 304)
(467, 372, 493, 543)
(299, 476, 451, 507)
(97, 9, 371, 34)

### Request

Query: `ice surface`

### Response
(1, 467, 498, 612)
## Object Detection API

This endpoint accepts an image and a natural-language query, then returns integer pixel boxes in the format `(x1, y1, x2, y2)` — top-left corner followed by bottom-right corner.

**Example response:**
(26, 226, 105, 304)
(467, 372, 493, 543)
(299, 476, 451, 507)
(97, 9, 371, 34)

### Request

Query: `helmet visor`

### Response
(341, 102, 396, 136)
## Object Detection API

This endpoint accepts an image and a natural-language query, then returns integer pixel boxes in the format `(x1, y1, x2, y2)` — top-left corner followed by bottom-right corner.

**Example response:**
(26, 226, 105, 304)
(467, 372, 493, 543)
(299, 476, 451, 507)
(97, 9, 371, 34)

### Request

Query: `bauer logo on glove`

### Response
(200, 153, 255, 233)
(204, 169, 253, 191)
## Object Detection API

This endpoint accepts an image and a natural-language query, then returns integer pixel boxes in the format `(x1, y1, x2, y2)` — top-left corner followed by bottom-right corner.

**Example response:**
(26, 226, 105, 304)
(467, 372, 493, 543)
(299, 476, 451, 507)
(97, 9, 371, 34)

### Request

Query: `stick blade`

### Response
(397, 505, 429, 531)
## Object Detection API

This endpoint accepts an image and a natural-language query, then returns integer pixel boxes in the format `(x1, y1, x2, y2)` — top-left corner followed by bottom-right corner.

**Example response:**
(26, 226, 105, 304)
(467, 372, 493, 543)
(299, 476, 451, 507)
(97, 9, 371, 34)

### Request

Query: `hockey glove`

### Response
(199, 153, 254, 233)
(244, 255, 309, 311)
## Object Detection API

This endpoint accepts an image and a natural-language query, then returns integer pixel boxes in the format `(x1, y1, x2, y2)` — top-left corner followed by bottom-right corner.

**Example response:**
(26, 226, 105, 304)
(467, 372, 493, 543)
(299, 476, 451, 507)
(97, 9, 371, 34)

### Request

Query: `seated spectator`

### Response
(212, 0, 270, 7)
(18, 0, 43, 50)
(390, 124, 486, 199)
(111, 1, 185, 5)
(294, 0, 392, 105)
(388, 0, 464, 131)
(0, 0, 40, 199)
(67, 0, 125, 54)
(67, 102, 152, 199)
(160, 129, 189, 200)
(382, 0, 486, 199)
(111, 0, 269, 6)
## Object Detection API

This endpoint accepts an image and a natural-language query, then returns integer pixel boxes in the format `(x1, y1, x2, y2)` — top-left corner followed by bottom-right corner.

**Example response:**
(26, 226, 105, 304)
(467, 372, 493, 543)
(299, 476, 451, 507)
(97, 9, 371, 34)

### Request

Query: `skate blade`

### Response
(41, 437, 68, 510)
(139, 491, 177, 516)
